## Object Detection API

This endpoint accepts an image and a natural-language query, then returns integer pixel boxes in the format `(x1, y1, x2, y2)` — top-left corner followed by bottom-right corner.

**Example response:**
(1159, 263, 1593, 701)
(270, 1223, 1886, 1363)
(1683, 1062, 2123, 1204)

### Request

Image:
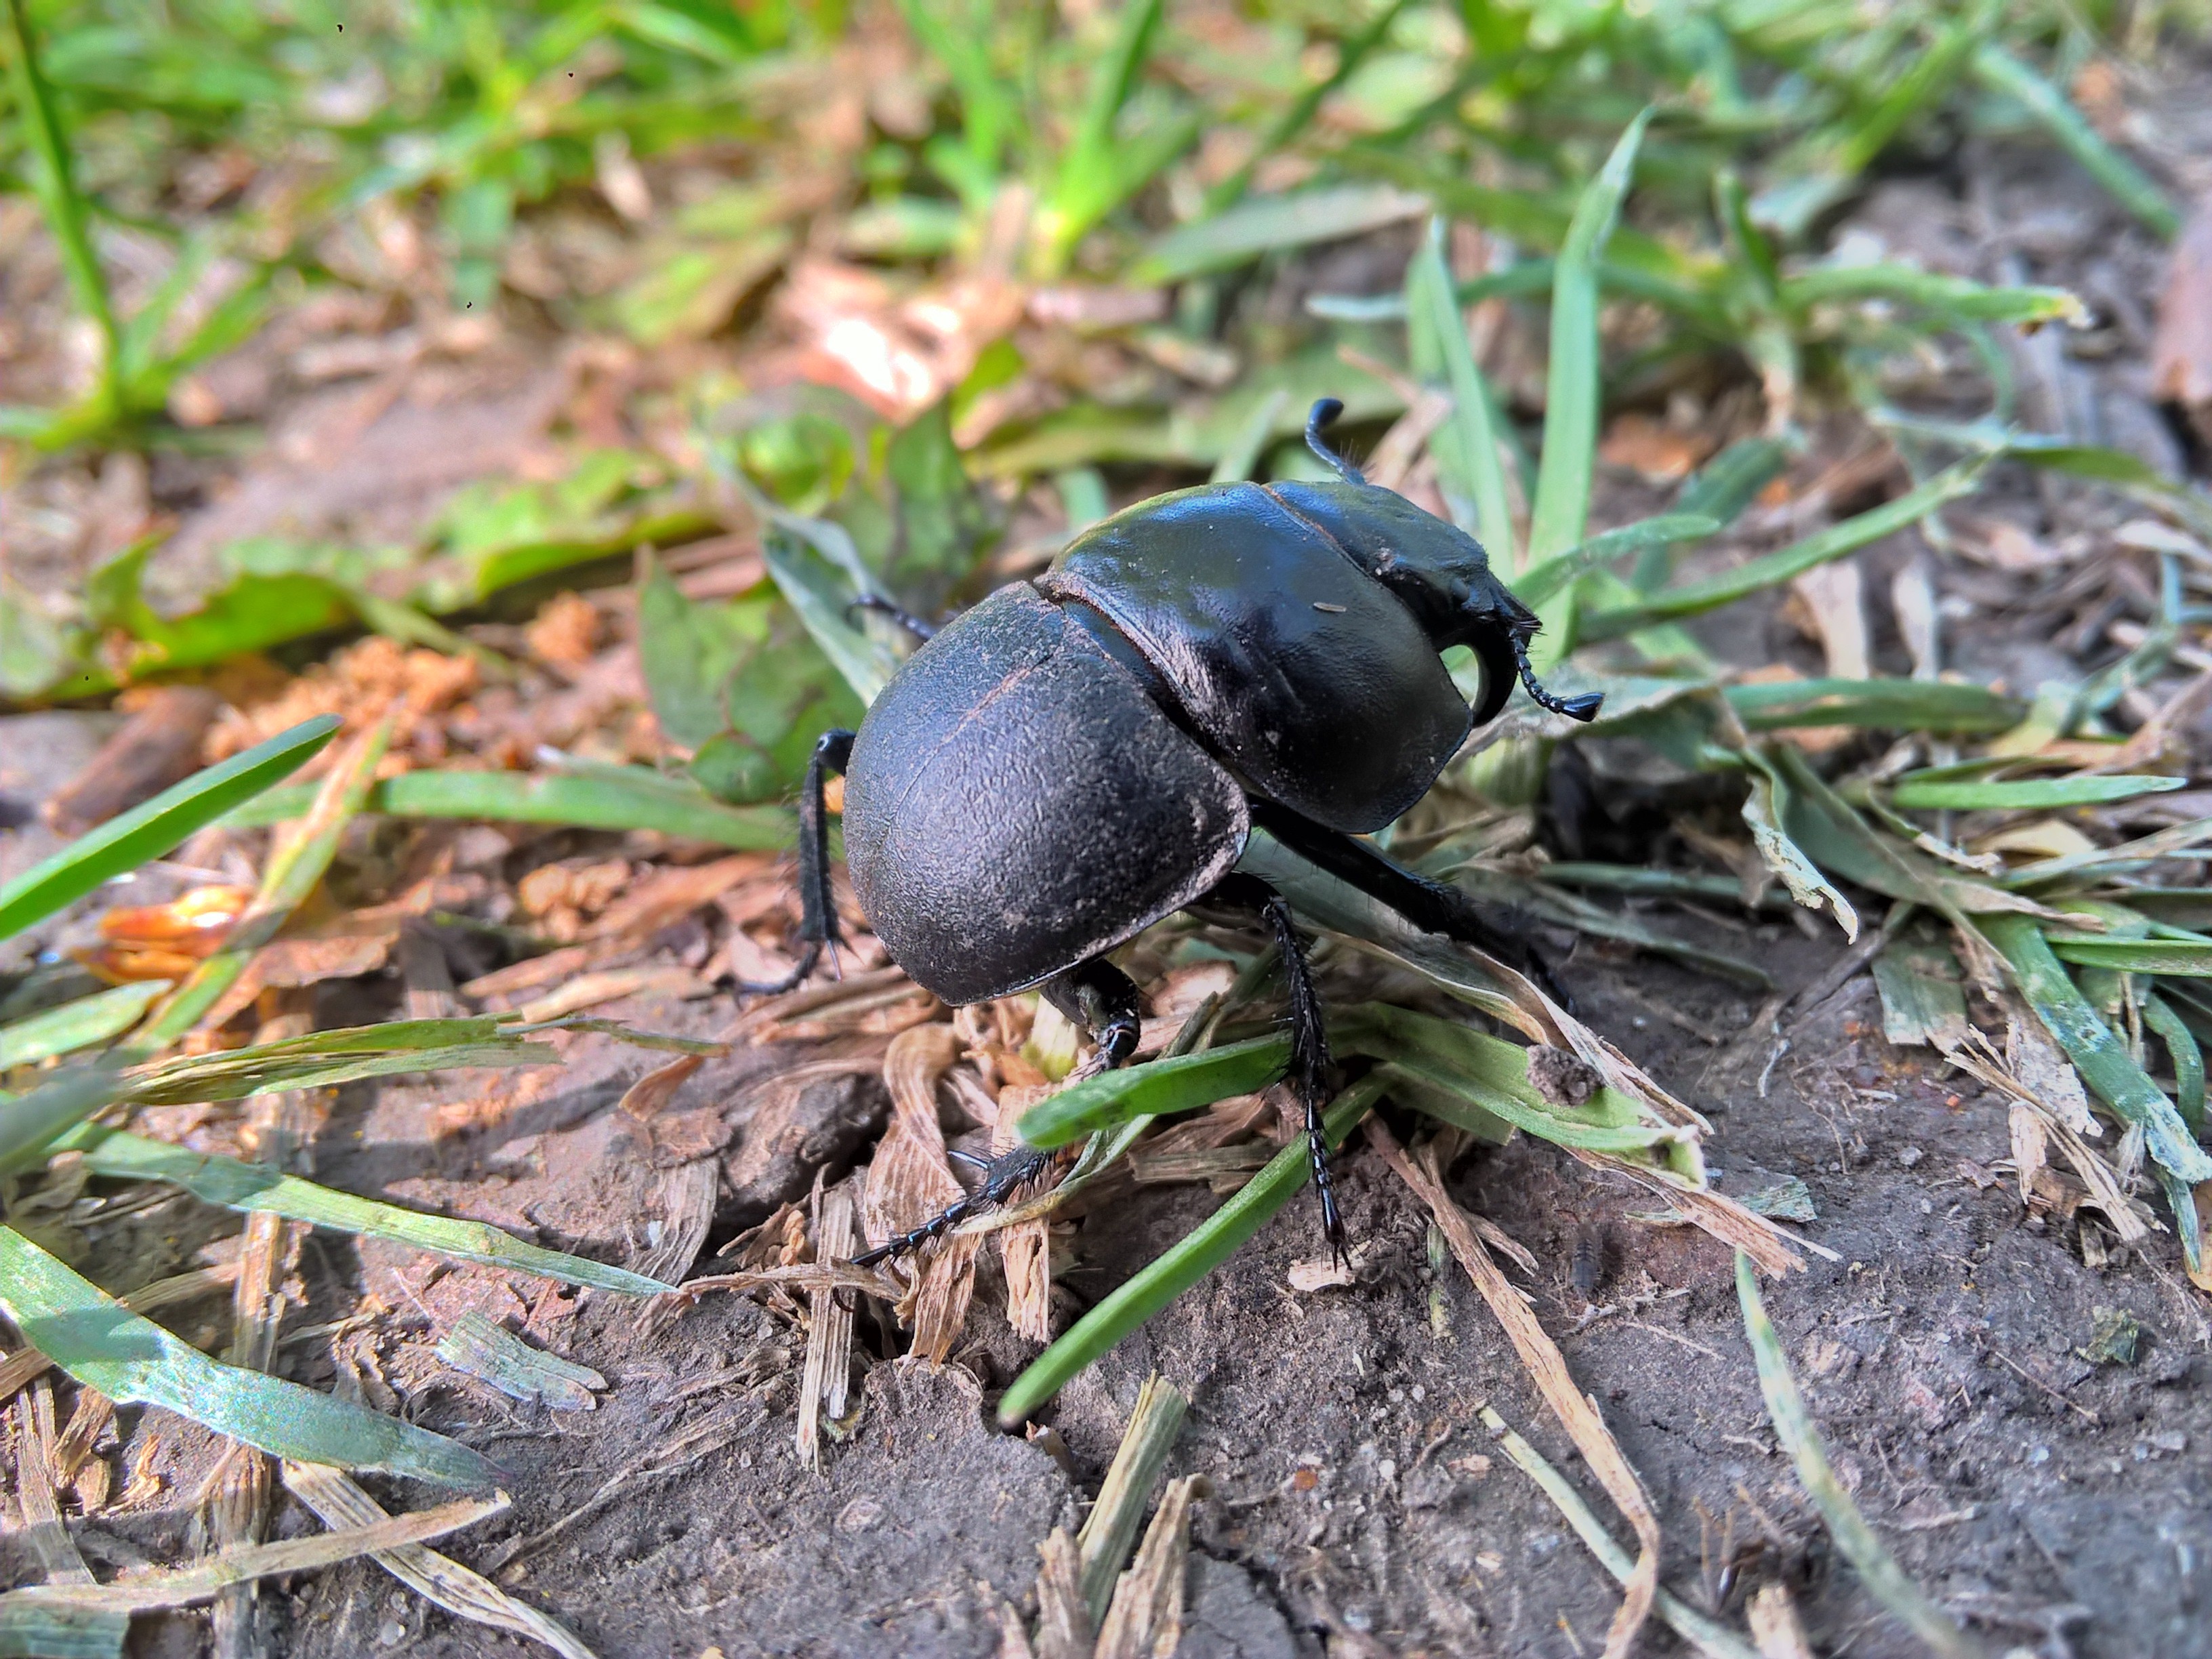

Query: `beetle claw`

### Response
(1511, 634, 1604, 722)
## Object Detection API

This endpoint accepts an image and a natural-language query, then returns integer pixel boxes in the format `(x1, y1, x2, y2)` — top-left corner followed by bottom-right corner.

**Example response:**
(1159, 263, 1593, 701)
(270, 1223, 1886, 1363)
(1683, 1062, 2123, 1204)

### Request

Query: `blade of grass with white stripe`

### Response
(1736, 1255, 1982, 1659)
(66, 1128, 668, 1295)
(1889, 774, 2184, 812)
(1407, 216, 1518, 567)
(0, 717, 338, 944)
(996, 1078, 1385, 1426)
(0, 1228, 497, 1486)
(1515, 515, 1717, 609)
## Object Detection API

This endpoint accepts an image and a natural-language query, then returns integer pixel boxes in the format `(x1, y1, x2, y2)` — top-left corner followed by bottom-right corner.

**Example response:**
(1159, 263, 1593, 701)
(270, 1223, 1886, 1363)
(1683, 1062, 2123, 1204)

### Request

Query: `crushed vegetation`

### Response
(4, 1, 2212, 1654)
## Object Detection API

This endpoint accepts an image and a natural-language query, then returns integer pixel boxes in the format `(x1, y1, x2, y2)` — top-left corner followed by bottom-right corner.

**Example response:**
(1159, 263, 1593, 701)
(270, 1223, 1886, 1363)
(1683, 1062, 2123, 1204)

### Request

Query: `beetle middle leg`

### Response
(851, 957, 1143, 1267)
(1195, 873, 1345, 1265)
(1249, 800, 1575, 1007)
(738, 728, 855, 996)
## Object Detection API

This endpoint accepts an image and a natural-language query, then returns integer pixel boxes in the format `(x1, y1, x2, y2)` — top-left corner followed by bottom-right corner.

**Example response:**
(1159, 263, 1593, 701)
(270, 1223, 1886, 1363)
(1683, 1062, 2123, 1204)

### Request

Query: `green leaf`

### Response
(996, 1078, 1383, 1426)
(878, 398, 995, 608)
(1872, 941, 1969, 1050)
(0, 982, 169, 1071)
(0, 716, 339, 945)
(1890, 774, 2184, 811)
(1980, 913, 2212, 1186)
(0, 1227, 497, 1486)
(0, 575, 76, 697)
(0, 1063, 129, 1179)
(68, 1128, 669, 1294)
(1582, 460, 1984, 640)
(1526, 108, 1653, 573)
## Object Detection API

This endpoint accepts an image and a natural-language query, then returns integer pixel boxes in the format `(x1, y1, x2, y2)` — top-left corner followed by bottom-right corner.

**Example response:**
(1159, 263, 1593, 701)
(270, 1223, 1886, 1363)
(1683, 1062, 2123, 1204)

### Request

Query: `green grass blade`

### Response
(1580, 460, 1983, 640)
(2047, 939, 2212, 979)
(996, 1078, 1383, 1426)
(68, 1128, 668, 1294)
(1015, 1036, 1288, 1149)
(0, 1062, 127, 1178)
(1724, 678, 2022, 733)
(2144, 995, 2205, 1135)
(0, 716, 338, 945)
(0, 1227, 497, 1486)
(1780, 263, 2085, 325)
(1890, 774, 2183, 812)
(1407, 216, 1517, 564)
(141, 718, 392, 1047)
(1971, 45, 2178, 239)
(1133, 183, 1430, 284)
(224, 769, 792, 851)
(1204, 0, 1411, 215)
(1736, 1254, 1981, 1659)
(1980, 913, 2212, 1185)
(0, 981, 169, 1070)
(2, 0, 121, 427)
(1515, 515, 1717, 608)
(1306, 258, 1555, 323)
(1526, 108, 1653, 573)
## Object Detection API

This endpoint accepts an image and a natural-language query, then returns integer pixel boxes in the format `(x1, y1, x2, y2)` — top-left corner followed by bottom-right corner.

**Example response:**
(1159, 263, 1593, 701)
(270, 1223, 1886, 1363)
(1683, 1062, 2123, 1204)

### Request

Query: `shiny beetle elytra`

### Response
(753, 399, 1601, 1265)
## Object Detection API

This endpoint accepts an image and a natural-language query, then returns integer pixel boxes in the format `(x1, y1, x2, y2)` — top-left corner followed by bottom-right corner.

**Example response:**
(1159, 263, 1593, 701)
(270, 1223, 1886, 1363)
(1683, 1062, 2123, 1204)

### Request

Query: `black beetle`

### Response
(755, 400, 1600, 1264)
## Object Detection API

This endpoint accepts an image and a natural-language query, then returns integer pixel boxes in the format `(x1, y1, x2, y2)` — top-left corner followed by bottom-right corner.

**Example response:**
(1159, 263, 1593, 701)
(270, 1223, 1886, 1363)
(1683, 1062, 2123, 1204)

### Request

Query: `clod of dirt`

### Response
(1525, 1044, 1602, 1108)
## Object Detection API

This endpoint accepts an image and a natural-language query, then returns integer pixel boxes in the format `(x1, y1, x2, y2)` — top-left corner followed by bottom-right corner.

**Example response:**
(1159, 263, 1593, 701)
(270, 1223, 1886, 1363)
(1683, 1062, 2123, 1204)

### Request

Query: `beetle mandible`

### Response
(752, 399, 1601, 1265)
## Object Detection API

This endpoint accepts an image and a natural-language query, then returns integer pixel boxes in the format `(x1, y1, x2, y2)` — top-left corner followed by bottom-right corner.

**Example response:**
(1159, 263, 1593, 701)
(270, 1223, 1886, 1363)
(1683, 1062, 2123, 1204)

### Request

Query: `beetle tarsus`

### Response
(1304, 397, 1366, 487)
(1511, 635, 1603, 722)
(848, 594, 939, 642)
(849, 955, 1141, 1267)
(737, 728, 854, 998)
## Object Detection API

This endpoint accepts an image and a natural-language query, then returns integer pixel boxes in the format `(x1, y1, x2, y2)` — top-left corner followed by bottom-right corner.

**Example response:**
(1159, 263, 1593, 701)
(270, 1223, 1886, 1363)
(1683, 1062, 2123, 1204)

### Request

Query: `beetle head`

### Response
(1291, 400, 1603, 727)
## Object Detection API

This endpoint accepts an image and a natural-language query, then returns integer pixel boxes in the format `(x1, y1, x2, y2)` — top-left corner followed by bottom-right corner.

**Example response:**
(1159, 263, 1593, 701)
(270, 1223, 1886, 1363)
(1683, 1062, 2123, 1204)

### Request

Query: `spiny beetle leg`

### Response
(737, 728, 854, 996)
(1205, 873, 1345, 1266)
(848, 955, 1142, 1267)
(1249, 800, 1576, 1011)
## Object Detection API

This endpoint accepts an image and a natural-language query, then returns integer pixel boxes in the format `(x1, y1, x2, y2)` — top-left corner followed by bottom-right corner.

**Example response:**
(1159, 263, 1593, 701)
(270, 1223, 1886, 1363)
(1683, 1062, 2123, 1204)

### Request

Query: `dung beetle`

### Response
(754, 400, 1601, 1265)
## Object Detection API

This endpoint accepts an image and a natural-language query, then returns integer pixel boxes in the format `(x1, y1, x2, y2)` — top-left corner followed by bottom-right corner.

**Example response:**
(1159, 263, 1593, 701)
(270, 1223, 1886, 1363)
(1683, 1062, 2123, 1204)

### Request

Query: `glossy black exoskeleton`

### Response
(752, 400, 1601, 1265)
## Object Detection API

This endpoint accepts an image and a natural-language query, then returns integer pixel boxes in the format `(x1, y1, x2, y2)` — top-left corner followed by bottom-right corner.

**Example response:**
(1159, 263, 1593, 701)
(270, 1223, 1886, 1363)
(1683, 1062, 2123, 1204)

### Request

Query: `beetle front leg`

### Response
(850, 956, 1143, 1268)
(1203, 874, 1344, 1265)
(739, 728, 855, 996)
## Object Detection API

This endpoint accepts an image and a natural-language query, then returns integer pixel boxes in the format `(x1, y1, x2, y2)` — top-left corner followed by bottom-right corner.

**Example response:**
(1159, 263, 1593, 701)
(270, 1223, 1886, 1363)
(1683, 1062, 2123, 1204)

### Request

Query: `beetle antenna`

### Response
(1511, 635, 1605, 722)
(1304, 398, 1366, 487)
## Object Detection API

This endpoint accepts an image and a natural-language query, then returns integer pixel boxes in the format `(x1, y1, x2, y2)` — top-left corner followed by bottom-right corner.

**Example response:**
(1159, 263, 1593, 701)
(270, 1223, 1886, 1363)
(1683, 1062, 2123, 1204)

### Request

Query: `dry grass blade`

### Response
(1478, 1406, 1760, 1659)
(1031, 1525, 1091, 1659)
(12, 1380, 94, 1585)
(283, 1462, 597, 1659)
(1734, 1254, 1984, 1659)
(0, 1492, 506, 1616)
(1370, 1118, 1658, 1659)
(796, 1179, 859, 1471)
(1746, 1583, 1816, 1659)
(1093, 1473, 1208, 1659)
(1076, 1372, 1188, 1626)
(863, 1022, 978, 1362)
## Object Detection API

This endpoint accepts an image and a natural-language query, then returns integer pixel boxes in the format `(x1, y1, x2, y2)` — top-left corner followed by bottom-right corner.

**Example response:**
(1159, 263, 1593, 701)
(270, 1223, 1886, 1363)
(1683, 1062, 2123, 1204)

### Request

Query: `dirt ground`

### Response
(7, 68, 2212, 1659)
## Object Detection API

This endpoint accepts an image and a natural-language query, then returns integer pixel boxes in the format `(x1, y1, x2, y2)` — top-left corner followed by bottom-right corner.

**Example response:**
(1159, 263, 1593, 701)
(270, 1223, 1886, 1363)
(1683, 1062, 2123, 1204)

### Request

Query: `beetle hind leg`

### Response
(737, 728, 855, 996)
(848, 957, 1143, 1268)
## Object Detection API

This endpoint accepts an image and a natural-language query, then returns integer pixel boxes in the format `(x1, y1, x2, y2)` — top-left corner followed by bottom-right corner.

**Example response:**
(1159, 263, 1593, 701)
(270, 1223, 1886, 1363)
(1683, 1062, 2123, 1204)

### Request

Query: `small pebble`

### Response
(377, 1620, 407, 1647)
(1898, 1145, 1924, 1168)
(2027, 1445, 2052, 1465)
